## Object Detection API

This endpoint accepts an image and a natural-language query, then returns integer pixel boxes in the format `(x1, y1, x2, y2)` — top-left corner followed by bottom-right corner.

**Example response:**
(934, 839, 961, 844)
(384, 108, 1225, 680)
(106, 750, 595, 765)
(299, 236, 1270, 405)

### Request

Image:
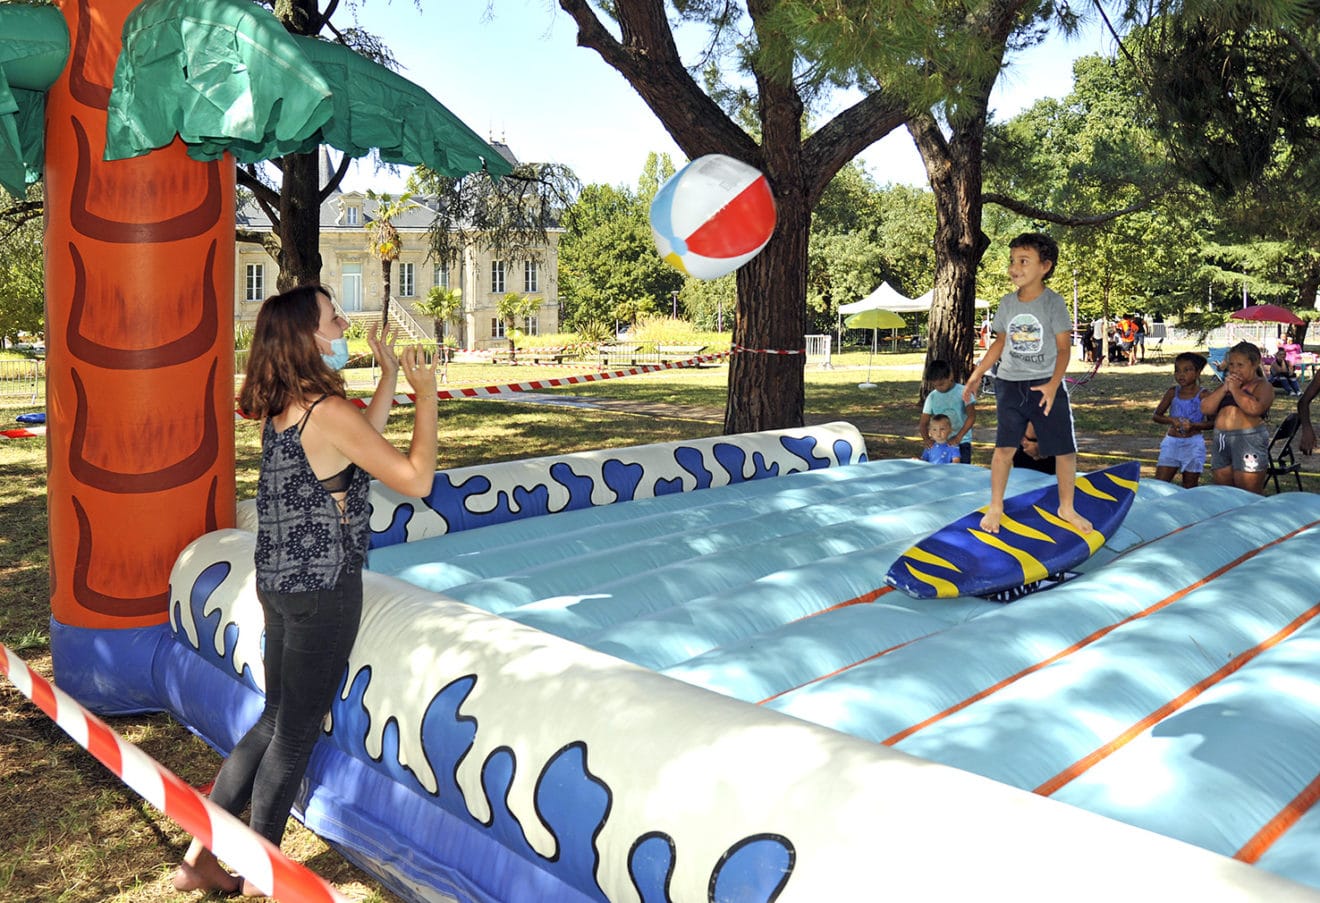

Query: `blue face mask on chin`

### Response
(318, 335, 350, 370)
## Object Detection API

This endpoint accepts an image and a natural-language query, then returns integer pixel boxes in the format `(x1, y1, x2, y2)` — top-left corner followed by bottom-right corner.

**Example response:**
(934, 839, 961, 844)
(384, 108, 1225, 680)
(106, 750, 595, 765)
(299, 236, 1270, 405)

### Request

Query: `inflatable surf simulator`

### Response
(148, 422, 1320, 901)
(8, 2, 1320, 899)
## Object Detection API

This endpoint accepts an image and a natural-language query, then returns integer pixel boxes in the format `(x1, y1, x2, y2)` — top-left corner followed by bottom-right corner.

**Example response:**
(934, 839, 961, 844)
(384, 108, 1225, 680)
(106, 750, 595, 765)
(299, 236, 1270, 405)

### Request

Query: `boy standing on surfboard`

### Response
(963, 233, 1092, 536)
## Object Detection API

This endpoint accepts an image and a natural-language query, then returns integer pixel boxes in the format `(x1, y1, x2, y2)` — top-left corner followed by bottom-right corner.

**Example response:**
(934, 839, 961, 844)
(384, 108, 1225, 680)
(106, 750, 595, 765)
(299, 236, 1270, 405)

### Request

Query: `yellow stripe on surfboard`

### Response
(995, 513, 1055, 544)
(903, 563, 961, 598)
(1034, 505, 1106, 553)
(968, 530, 1050, 585)
(1103, 472, 1139, 495)
(902, 545, 961, 573)
(1075, 474, 1117, 502)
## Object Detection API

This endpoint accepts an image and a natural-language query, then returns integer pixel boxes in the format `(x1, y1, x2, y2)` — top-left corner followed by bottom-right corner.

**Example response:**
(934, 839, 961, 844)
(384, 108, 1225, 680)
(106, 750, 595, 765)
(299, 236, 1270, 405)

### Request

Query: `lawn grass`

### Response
(2, 348, 1319, 901)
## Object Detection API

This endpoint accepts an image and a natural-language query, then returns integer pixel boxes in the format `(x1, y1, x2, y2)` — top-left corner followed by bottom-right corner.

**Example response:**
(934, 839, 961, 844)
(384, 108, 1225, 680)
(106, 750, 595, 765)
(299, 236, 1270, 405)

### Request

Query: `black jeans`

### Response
(207, 569, 363, 843)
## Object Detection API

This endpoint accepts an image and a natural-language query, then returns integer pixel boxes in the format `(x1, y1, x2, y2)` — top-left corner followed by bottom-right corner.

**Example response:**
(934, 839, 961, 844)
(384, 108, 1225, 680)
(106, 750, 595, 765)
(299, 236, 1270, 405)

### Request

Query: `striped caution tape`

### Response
(0, 644, 348, 902)
(731, 344, 806, 355)
(235, 351, 731, 418)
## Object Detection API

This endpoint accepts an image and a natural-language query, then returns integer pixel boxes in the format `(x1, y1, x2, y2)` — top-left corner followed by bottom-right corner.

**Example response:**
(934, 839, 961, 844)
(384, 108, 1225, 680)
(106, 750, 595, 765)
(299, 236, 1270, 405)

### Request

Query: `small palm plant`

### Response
(417, 285, 463, 381)
(495, 292, 540, 364)
(364, 190, 414, 330)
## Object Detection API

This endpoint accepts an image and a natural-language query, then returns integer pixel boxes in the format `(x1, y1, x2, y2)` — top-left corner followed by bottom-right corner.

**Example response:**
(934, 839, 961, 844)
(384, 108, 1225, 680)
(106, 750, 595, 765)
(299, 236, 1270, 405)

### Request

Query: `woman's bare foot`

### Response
(1058, 506, 1093, 533)
(171, 858, 240, 894)
(979, 506, 1004, 533)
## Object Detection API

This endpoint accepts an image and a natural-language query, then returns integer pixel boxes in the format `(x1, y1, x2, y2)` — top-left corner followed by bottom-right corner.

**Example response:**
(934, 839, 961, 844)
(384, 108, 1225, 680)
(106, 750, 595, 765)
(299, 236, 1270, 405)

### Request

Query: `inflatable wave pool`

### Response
(55, 422, 1320, 901)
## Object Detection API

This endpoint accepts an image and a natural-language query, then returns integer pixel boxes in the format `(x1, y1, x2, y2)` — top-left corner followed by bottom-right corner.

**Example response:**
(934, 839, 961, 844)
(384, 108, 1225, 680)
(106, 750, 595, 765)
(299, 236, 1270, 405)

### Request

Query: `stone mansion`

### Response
(233, 148, 560, 351)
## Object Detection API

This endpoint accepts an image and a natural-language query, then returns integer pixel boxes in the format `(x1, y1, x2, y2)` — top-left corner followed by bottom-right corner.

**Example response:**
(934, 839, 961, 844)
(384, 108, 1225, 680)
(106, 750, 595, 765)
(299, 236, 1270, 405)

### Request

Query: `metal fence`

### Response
(0, 359, 45, 402)
(805, 334, 832, 369)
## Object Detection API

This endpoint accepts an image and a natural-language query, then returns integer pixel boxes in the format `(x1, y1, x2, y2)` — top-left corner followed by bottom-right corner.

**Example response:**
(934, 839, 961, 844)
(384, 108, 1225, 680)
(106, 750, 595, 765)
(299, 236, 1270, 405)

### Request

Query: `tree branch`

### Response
(801, 89, 908, 207)
(0, 199, 43, 238)
(318, 151, 353, 202)
(983, 191, 1158, 226)
(557, 0, 757, 161)
(238, 167, 282, 229)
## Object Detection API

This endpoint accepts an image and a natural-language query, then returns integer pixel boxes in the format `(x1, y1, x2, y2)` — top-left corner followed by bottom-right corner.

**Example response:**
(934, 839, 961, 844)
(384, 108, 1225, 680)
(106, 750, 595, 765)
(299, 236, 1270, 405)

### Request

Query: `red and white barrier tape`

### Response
(0, 644, 348, 902)
(235, 351, 731, 417)
(731, 344, 805, 355)
(1, 426, 45, 439)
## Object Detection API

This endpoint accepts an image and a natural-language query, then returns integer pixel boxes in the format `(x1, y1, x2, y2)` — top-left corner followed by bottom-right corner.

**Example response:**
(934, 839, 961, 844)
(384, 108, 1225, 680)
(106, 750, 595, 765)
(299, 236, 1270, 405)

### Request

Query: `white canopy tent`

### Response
(840, 284, 991, 316)
(837, 284, 992, 350)
(839, 282, 916, 314)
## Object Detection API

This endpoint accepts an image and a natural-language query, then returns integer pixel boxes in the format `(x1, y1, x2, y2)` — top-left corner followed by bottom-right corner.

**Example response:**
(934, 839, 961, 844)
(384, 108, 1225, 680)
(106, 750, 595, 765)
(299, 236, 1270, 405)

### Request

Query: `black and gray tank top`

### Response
(254, 396, 370, 593)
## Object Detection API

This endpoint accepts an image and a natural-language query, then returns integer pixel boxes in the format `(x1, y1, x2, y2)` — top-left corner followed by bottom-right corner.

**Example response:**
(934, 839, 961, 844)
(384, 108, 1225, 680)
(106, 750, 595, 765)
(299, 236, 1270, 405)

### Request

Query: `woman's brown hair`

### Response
(238, 284, 345, 420)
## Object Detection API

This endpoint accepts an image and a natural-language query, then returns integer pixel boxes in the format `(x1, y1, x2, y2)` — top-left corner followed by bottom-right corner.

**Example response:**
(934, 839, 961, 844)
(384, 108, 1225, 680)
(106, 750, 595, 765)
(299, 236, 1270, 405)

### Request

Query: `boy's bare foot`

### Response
(171, 859, 240, 894)
(979, 507, 1003, 533)
(1058, 506, 1093, 533)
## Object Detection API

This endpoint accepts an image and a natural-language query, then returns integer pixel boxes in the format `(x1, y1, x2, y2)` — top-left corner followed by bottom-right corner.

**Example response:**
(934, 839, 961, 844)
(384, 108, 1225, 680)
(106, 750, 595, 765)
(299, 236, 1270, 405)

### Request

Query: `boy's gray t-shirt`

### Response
(991, 287, 1072, 381)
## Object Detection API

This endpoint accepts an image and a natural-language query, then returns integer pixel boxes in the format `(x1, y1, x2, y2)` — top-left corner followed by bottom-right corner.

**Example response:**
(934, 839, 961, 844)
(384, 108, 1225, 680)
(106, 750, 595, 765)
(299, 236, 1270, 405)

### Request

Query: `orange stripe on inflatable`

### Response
(792, 585, 894, 620)
(1035, 601, 1320, 797)
(882, 520, 1320, 747)
(757, 637, 920, 706)
(749, 586, 927, 705)
(1234, 771, 1320, 863)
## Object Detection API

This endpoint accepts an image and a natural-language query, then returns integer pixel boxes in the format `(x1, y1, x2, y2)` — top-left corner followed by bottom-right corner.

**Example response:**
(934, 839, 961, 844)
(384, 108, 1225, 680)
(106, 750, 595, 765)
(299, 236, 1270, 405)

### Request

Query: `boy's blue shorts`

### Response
(994, 378, 1077, 458)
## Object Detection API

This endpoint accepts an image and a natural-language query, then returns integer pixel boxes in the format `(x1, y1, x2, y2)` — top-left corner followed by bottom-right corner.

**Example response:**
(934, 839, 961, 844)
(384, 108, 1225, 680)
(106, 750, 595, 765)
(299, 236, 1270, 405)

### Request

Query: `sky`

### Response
(337, 3, 1118, 193)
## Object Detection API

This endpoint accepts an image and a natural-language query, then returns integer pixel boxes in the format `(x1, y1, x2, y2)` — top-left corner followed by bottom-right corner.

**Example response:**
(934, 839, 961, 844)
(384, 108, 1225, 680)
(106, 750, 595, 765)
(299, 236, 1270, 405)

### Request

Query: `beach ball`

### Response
(649, 154, 776, 279)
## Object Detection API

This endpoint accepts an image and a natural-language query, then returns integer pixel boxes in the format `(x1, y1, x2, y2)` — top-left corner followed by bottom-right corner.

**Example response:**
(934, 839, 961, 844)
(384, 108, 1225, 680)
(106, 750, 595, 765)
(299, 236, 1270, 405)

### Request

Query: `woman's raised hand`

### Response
(367, 322, 401, 376)
(400, 345, 438, 397)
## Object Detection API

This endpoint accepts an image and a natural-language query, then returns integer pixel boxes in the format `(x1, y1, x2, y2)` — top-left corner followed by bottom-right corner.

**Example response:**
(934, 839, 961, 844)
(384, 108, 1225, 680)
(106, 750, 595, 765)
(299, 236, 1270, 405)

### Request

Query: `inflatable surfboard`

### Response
(885, 461, 1140, 599)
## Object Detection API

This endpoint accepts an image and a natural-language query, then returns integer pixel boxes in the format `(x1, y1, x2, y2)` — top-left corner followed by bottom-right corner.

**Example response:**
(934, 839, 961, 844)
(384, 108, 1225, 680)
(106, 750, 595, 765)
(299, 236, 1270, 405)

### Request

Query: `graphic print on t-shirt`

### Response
(1008, 313, 1047, 367)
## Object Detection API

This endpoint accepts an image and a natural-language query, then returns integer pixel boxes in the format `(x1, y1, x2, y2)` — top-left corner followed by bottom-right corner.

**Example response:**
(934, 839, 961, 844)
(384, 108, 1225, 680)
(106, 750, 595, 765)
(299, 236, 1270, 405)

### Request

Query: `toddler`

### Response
(920, 414, 960, 464)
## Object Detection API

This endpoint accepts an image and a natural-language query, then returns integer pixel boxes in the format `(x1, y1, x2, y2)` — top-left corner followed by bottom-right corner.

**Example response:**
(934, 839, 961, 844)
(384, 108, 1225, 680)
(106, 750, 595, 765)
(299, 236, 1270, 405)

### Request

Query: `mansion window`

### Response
(490, 318, 506, 338)
(491, 260, 505, 293)
(434, 262, 449, 289)
(399, 262, 416, 297)
(524, 260, 539, 293)
(345, 206, 360, 226)
(523, 316, 539, 336)
(245, 264, 264, 302)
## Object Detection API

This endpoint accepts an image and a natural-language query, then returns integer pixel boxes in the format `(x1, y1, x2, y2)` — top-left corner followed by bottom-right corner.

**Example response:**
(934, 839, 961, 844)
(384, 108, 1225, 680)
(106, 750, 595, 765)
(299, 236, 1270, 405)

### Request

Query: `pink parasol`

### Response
(1228, 303, 1304, 325)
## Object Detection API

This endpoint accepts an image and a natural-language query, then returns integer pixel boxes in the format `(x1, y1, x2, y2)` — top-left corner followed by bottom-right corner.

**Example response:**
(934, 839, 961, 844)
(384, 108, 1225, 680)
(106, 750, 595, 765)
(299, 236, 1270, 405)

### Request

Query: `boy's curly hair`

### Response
(1009, 232, 1059, 280)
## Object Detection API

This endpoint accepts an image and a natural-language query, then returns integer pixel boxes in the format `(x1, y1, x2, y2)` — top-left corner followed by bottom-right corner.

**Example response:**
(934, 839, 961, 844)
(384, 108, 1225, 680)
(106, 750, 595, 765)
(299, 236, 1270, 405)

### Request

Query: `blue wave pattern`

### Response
(331, 668, 795, 901)
(369, 431, 863, 551)
(171, 559, 259, 688)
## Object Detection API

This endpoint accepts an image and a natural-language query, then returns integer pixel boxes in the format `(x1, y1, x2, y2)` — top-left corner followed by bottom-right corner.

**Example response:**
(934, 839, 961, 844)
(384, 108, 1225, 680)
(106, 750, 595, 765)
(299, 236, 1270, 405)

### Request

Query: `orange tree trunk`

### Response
(45, 0, 236, 649)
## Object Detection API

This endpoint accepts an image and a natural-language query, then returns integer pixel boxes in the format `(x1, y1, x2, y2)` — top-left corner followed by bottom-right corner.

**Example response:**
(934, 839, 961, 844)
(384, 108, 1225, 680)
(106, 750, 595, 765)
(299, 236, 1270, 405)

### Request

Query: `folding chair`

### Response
(1144, 323, 1168, 364)
(1267, 413, 1304, 494)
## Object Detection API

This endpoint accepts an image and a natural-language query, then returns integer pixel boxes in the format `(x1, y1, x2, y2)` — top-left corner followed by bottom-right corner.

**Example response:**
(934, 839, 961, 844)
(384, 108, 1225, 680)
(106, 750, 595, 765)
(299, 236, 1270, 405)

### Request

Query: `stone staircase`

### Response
(344, 298, 433, 343)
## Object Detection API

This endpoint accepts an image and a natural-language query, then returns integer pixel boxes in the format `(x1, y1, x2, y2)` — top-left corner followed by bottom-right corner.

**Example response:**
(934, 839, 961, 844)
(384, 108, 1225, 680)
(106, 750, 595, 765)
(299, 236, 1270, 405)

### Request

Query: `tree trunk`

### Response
(911, 115, 989, 389)
(1295, 259, 1320, 347)
(275, 151, 321, 290)
(724, 195, 809, 433)
(381, 259, 392, 330)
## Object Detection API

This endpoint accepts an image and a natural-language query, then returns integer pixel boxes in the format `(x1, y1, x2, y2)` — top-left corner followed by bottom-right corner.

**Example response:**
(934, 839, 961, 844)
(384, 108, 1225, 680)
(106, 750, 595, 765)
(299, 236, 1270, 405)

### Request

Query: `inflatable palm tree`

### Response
(0, 0, 509, 708)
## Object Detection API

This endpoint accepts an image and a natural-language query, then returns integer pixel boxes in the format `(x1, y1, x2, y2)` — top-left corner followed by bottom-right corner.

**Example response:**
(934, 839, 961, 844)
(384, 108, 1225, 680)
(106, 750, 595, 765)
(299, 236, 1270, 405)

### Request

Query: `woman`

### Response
(1201, 340, 1274, 494)
(174, 284, 438, 896)
(1269, 347, 1301, 396)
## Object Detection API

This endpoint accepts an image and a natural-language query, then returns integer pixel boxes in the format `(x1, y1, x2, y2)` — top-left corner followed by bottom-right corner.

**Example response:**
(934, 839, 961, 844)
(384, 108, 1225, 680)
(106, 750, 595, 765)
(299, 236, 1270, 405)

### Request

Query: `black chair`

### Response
(1267, 413, 1304, 494)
